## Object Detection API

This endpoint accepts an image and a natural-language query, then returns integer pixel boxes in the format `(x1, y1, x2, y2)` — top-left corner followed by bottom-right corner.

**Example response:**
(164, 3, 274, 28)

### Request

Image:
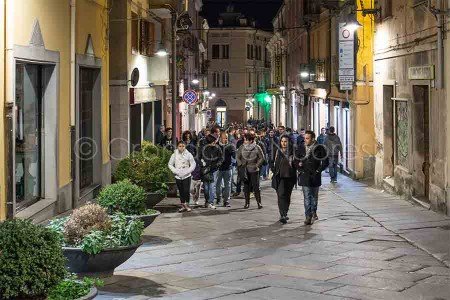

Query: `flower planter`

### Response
(62, 244, 141, 276)
(75, 287, 98, 300)
(146, 192, 165, 208)
(126, 210, 161, 228)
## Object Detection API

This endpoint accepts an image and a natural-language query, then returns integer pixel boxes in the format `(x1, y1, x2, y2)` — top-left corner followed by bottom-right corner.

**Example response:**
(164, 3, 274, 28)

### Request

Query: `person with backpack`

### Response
(324, 126, 343, 183)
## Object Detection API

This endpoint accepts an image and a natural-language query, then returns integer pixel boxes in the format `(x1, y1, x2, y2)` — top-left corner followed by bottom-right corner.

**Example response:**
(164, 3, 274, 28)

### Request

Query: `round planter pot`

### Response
(63, 244, 141, 276)
(76, 287, 98, 300)
(146, 192, 165, 208)
(166, 182, 178, 198)
(126, 211, 161, 228)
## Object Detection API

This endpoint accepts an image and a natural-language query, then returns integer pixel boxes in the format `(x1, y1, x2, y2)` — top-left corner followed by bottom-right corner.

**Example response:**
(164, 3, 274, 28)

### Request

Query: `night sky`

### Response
(201, 0, 283, 30)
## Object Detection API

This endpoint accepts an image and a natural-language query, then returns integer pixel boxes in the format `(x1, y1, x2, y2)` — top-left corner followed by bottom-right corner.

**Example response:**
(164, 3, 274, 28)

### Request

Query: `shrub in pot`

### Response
(113, 142, 174, 197)
(47, 276, 103, 300)
(0, 219, 67, 299)
(96, 180, 160, 227)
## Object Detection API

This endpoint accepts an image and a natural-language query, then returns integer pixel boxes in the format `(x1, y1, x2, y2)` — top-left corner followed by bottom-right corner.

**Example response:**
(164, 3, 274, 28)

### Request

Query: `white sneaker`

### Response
(208, 204, 216, 209)
(194, 200, 200, 206)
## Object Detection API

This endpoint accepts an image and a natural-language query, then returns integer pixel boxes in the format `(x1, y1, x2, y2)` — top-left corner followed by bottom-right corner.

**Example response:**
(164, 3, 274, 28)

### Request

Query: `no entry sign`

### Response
(183, 89, 198, 105)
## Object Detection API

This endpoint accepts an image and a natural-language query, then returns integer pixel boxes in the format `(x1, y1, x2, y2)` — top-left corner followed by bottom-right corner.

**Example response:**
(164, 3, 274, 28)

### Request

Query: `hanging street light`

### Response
(156, 43, 168, 57)
(344, 14, 362, 32)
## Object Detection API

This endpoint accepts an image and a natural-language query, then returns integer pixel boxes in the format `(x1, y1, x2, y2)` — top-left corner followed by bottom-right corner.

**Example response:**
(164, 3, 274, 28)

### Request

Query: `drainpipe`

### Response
(436, 0, 444, 89)
(70, 0, 76, 207)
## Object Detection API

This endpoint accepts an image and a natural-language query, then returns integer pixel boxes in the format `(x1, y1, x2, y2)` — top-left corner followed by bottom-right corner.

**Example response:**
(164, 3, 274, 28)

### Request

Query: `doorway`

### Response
(383, 85, 395, 177)
(412, 85, 430, 201)
(15, 63, 44, 209)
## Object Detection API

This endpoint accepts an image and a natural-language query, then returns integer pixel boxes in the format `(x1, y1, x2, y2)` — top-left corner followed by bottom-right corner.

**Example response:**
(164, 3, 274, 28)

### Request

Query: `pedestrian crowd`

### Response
(158, 122, 343, 226)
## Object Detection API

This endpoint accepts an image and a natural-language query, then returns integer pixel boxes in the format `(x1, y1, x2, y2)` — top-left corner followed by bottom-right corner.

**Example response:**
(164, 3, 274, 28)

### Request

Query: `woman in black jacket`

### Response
(271, 135, 297, 224)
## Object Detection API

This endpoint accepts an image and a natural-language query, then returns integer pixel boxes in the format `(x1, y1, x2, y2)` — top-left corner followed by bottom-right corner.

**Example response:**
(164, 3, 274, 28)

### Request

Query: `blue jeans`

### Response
(329, 155, 339, 181)
(216, 169, 232, 202)
(203, 171, 217, 204)
(260, 164, 269, 178)
(302, 186, 320, 217)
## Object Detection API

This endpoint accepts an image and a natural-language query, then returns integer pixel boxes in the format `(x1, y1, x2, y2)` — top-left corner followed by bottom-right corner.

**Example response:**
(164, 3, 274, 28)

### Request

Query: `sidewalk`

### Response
(96, 175, 450, 300)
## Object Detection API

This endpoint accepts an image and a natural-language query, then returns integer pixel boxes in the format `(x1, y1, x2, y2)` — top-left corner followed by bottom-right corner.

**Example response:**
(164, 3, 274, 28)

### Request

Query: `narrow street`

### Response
(97, 175, 450, 300)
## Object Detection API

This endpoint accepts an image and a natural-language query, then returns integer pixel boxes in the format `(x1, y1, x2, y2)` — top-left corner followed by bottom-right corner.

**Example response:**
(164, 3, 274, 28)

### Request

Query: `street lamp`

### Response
(279, 86, 286, 91)
(149, 4, 192, 146)
(300, 72, 309, 78)
(203, 90, 210, 96)
(192, 79, 199, 85)
(345, 14, 362, 32)
(211, 93, 216, 98)
(156, 43, 168, 57)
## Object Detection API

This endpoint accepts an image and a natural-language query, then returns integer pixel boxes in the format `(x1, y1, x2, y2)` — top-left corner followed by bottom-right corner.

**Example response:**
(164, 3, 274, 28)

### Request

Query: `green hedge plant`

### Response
(114, 142, 174, 194)
(97, 180, 147, 215)
(0, 219, 67, 299)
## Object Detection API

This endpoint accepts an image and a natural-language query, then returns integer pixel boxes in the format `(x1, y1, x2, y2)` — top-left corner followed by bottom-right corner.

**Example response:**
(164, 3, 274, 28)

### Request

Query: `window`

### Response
(222, 71, 229, 88)
(213, 72, 220, 87)
(140, 20, 155, 56)
(247, 44, 251, 59)
(251, 45, 255, 59)
(79, 68, 97, 189)
(212, 45, 220, 59)
(131, 12, 139, 54)
(15, 63, 43, 208)
(221, 45, 229, 59)
(382, 0, 393, 19)
(248, 72, 252, 87)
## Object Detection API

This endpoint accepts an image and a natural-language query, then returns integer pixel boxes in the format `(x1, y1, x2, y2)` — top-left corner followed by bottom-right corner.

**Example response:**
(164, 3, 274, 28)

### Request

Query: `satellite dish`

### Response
(130, 68, 139, 87)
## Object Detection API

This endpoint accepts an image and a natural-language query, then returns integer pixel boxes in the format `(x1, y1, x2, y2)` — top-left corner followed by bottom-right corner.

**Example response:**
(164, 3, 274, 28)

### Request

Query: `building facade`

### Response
(207, 6, 272, 125)
(0, 0, 111, 221)
(269, 0, 376, 181)
(109, 0, 171, 168)
(374, 0, 448, 214)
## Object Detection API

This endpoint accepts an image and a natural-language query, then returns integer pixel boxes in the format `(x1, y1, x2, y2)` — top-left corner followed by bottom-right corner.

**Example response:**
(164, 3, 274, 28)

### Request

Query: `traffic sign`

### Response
(182, 89, 198, 105)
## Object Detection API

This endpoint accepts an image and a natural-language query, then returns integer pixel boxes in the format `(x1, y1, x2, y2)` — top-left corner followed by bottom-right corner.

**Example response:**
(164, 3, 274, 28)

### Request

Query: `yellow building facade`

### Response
(0, 0, 110, 221)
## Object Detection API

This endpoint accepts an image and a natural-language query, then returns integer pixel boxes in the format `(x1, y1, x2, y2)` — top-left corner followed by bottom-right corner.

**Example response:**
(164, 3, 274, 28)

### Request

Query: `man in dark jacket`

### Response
(216, 132, 236, 207)
(324, 126, 343, 183)
(159, 127, 176, 151)
(295, 130, 329, 225)
(265, 129, 279, 168)
(155, 125, 165, 145)
(199, 134, 223, 209)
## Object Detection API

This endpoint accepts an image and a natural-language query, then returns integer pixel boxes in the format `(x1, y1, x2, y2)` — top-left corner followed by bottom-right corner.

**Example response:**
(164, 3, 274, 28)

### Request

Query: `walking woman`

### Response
(168, 141, 196, 212)
(271, 135, 297, 224)
(237, 132, 264, 209)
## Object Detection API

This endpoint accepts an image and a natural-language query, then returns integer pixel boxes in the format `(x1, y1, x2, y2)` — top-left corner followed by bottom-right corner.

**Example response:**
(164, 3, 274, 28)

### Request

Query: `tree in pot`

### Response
(47, 204, 144, 275)
(96, 180, 160, 227)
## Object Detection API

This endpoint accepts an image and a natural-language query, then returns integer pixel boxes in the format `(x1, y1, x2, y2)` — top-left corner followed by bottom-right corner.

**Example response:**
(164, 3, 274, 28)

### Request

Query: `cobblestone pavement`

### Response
(96, 175, 450, 300)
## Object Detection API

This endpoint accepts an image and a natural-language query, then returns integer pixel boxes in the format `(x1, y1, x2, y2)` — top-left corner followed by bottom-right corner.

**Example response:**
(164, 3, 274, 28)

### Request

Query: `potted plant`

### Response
(114, 141, 175, 207)
(47, 276, 103, 300)
(47, 204, 144, 276)
(96, 180, 161, 228)
(0, 219, 67, 299)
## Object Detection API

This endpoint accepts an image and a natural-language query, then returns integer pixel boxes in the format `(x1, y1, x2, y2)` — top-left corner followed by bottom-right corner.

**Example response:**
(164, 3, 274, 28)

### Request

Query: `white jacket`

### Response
(168, 149, 196, 180)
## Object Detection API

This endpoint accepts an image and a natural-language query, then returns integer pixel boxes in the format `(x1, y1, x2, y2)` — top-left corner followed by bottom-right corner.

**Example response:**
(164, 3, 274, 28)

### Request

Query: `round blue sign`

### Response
(183, 90, 198, 105)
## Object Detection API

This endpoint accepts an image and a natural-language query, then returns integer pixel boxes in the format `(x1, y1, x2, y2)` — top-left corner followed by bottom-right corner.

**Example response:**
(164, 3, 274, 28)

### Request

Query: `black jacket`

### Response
(199, 144, 223, 172)
(218, 143, 236, 171)
(295, 142, 329, 187)
(272, 149, 297, 179)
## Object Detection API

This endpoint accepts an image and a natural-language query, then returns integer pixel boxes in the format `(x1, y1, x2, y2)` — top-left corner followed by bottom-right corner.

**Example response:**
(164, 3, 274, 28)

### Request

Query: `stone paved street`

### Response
(96, 176, 450, 300)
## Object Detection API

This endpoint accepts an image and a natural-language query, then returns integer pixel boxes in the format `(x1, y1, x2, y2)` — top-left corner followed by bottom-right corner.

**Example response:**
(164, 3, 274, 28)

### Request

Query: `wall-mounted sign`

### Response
(338, 23, 355, 90)
(408, 65, 435, 80)
(275, 54, 282, 85)
(129, 87, 156, 104)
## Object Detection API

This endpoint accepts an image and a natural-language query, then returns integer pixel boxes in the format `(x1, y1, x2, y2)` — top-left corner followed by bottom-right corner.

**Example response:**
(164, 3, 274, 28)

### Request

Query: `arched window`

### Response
(222, 71, 229, 88)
